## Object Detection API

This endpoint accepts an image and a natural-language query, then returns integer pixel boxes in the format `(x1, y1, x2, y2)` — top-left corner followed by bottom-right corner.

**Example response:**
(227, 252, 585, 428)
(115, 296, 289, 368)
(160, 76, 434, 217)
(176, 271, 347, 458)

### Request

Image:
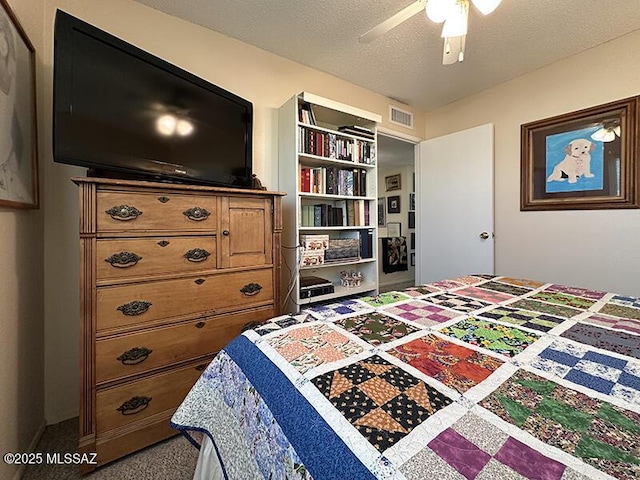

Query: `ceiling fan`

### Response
(359, 0, 502, 64)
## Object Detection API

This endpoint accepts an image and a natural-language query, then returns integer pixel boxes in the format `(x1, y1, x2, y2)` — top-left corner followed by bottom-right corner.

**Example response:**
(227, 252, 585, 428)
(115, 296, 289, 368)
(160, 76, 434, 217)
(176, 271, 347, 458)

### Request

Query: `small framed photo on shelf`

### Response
(387, 222, 401, 237)
(410, 252, 415, 266)
(385, 174, 401, 191)
(410, 232, 415, 250)
(377, 197, 386, 226)
(409, 192, 415, 211)
(388, 195, 400, 213)
(408, 211, 415, 229)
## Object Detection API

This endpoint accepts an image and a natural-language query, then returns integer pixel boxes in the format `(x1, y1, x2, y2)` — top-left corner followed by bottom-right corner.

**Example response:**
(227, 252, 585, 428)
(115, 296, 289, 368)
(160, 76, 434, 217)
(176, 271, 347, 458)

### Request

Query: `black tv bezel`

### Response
(52, 10, 254, 188)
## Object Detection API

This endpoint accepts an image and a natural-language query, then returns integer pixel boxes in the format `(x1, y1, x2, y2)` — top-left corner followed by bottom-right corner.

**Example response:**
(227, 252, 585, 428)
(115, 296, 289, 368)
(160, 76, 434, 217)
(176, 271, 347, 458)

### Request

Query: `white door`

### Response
(415, 123, 494, 283)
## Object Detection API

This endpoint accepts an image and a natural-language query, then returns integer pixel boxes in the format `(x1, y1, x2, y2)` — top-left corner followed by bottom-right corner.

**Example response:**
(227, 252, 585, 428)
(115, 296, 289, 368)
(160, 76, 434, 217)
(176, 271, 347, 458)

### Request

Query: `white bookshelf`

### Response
(279, 92, 381, 313)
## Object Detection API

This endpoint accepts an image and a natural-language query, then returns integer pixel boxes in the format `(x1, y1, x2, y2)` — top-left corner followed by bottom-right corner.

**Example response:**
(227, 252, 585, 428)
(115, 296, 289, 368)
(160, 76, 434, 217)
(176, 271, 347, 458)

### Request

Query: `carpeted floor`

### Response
(21, 418, 199, 480)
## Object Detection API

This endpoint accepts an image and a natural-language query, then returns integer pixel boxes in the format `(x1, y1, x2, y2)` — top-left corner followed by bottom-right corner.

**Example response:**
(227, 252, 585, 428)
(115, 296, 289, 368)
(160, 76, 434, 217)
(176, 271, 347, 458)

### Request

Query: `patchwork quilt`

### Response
(171, 275, 640, 480)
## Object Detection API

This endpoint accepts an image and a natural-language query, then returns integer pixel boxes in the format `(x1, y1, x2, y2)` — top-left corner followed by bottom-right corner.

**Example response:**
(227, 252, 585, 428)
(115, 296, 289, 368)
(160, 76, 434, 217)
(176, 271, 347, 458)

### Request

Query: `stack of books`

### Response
(337, 125, 375, 139)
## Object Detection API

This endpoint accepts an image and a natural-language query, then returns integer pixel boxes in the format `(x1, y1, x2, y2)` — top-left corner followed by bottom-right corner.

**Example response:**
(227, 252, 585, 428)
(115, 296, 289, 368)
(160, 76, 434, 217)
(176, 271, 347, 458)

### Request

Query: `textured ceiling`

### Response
(133, 0, 640, 112)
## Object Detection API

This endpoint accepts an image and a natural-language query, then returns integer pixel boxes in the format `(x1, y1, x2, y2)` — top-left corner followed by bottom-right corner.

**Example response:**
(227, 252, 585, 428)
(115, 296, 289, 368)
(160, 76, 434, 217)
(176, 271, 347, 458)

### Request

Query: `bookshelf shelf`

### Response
(279, 92, 380, 313)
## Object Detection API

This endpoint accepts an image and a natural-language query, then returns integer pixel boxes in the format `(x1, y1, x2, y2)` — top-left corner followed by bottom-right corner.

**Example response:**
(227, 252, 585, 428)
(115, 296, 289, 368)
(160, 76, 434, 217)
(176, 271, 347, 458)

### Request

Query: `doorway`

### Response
(376, 133, 417, 292)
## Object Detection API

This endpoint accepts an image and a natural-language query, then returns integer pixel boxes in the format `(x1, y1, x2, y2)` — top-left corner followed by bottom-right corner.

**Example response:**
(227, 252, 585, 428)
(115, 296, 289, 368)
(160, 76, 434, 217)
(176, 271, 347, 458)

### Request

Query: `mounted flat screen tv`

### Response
(53, 10, 253, 188)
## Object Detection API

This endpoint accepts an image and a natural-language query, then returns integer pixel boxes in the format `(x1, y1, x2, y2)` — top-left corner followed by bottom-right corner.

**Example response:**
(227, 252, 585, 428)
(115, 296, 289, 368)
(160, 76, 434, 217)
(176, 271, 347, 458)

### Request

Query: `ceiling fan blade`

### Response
(359, 0, 427, 43)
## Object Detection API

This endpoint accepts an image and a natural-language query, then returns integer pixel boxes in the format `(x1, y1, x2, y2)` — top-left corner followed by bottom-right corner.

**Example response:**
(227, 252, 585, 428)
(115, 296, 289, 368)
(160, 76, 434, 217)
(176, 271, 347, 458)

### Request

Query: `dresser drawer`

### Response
(96, 306, 274, 383)
(97, 236, 217, 281)
(96, 360, 207, 433)
(97, 191, 217, 232)
(96, 269, 274, 332)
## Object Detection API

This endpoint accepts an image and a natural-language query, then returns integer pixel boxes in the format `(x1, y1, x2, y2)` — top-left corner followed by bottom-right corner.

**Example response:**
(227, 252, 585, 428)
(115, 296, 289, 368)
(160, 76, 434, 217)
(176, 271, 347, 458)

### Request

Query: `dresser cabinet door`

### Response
(219, 196, 273, 268)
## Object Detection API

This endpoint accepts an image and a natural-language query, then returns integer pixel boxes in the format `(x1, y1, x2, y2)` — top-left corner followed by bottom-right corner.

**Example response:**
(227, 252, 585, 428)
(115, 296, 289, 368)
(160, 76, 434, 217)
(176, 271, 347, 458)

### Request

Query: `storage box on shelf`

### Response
(279, 92, 381, 312)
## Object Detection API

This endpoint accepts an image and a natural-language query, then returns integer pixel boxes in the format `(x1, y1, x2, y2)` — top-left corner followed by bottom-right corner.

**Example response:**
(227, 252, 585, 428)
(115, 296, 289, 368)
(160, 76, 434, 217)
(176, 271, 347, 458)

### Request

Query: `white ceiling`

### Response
(133, 0, 640, 112)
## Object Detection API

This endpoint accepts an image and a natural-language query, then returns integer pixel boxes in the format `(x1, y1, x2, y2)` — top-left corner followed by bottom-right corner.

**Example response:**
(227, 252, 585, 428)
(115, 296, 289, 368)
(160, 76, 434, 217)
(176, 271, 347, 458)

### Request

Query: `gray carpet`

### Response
(21, 418, 199, 480)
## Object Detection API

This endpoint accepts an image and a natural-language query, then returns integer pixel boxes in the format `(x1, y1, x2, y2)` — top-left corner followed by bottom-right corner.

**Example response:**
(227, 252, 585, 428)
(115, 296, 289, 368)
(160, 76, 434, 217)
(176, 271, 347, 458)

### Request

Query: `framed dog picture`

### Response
(521, 96, 639, 210)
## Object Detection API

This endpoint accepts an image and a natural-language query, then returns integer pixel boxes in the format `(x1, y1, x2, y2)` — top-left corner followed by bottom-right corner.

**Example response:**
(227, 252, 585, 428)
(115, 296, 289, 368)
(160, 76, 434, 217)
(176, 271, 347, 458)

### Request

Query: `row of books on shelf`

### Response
(298, 103, 317, 125)
(300, 166, 367, 197)
(298, 127, 376, 164)
(300, 200, 370, 227)
(300, 231, 374, 267)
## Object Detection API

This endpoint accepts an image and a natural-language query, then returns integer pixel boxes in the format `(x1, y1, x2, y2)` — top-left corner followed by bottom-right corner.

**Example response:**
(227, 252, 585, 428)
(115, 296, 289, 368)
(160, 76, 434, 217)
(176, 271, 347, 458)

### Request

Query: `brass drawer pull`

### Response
(117, 396, 152, 415)
(117, 300, 152, 316)
(157, 196, 170, 203)
(105, 205, 142, 221)
(183, 207, 211, 221)
(117, 347, 152, 365)
(105, 252, 142, 268)
(195, 321, 206, 328)
(194, 278, 205, 285)
(184, 248, 211, 262)
(240, 283, 262, 296)
(157, 240, 170, 247)
(222, 230, 230, 236)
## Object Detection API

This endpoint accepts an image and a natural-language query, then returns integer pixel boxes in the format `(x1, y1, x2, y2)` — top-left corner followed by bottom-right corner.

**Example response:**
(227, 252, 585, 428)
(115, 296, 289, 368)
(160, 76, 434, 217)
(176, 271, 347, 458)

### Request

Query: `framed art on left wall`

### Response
(0, 0, 39, 209)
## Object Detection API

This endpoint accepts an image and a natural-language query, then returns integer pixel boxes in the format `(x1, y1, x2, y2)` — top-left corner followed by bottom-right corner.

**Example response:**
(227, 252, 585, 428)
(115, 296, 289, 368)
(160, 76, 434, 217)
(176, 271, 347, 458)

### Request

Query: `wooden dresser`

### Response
(74, 177, 284, 472)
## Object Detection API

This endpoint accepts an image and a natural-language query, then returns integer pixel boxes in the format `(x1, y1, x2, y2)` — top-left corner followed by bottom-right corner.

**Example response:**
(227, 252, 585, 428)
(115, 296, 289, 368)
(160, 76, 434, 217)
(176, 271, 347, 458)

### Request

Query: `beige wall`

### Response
(0, 2, 46, 479)
(41, 0, 425, 423)
(424, 29, 640, 296)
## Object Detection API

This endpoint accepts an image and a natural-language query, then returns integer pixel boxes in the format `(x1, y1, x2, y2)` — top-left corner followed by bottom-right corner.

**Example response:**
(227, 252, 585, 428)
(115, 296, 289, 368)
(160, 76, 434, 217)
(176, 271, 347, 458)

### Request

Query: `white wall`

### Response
(378, 165, 415, 287)
(40, 0, 425, 423)
(0, 2, 46, 479)
(424, 29, 640, 296)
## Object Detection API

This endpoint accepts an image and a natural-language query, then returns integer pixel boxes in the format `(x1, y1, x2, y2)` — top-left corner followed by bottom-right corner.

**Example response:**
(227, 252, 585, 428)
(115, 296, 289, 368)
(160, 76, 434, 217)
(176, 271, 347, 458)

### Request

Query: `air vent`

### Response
(389, 106, 414, 129)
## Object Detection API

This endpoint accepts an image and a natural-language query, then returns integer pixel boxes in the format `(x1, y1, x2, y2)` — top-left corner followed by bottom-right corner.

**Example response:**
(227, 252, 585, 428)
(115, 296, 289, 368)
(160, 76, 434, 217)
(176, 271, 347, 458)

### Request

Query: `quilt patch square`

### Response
(334, 312, 420, 346)
(439, 318, 540, 358)
(304, 299, 371, 321)
(387, 334, 504, 393)
(530, 339, 640, 405)
(359, 292, 411, 308)
(529, 291, 596, 310)
(561, 324, 640, 360)
(544, 284, 608, 301)
(382, 300, 461, 326)
(448, 275, 488, 286)
(609, 295, 640, 309)
(265, 323, 364, 373)
(454, 286, 514, 304)
(598, 303, 640, 321)
(479, 305, 565, 332)
(581, 313, 640, 335)
(422, 280, 464, 291)
(405, 412, 582, 480)
(496, 277, 546, 289)
(311, 355, 453, 452)
(479, 369, 640, 480)
(476, 280, 533, 297)
(508, 299, 582, 319)
(424, 293, 492, 313)
(402, 285, 441, 297)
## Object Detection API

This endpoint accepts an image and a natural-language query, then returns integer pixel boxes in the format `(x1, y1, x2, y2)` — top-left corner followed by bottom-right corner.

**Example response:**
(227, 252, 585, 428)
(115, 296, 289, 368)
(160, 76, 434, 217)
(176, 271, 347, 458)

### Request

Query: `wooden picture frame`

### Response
(0, 0, 39, 209)
(387, 195, 400, 213)
(377, 197, 386, 226)
(521, 96, 639, 211)
(387, 222, 401, 237)
(385, 174, 401, 191)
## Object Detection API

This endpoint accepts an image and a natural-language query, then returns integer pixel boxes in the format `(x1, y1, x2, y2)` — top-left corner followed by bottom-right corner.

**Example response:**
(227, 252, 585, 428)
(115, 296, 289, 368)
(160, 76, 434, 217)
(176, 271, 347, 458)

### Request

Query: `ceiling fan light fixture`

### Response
(441, 1, 469, 38)
(426, 0, 456, 23)
(470, 0, 502, 15)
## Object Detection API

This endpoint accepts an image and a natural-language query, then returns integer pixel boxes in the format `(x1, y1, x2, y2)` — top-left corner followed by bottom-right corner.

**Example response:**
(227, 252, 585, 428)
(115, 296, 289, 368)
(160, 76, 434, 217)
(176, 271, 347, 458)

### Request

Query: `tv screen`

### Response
(53, 10, 253, 188)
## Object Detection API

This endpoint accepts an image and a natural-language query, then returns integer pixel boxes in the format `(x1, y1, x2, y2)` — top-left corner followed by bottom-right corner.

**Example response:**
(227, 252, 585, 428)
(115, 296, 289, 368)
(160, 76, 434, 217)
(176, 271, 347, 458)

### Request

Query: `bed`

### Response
(171, 275, 640, 480)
